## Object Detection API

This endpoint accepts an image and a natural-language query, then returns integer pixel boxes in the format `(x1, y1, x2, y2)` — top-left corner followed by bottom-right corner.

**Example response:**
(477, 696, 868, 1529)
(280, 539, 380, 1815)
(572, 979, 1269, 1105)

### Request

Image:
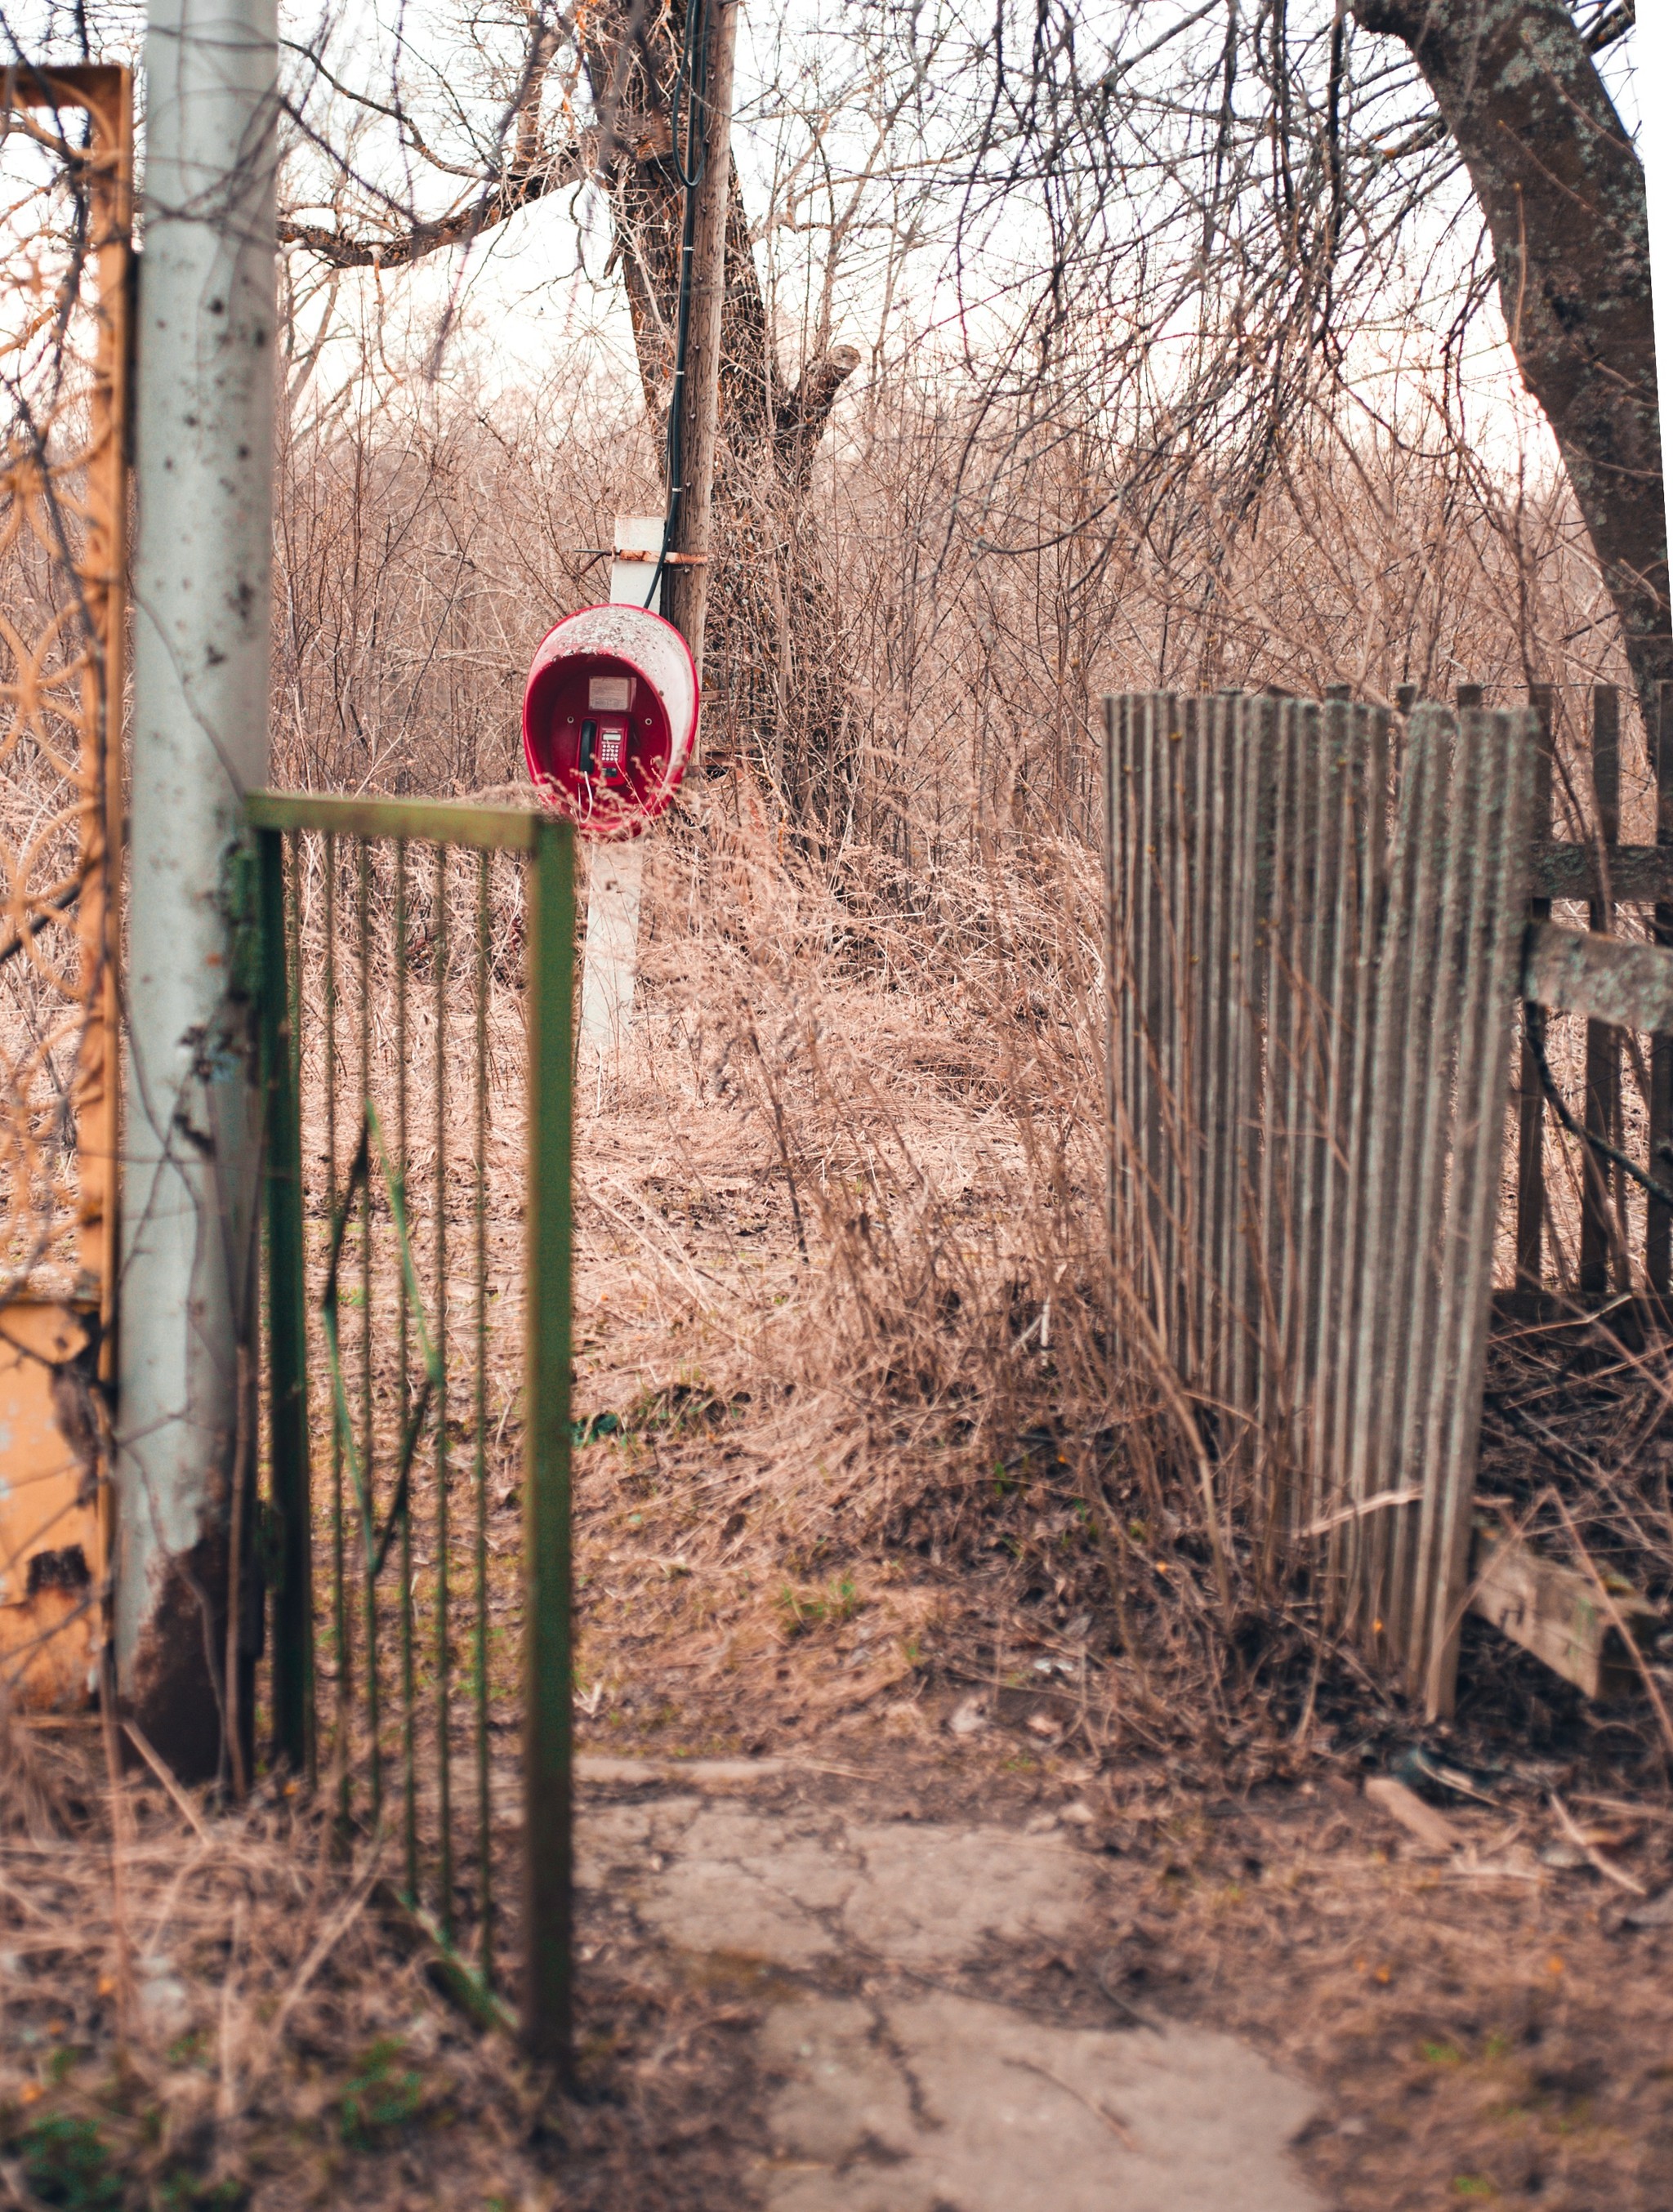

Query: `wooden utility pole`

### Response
(663, 0, 739, 690)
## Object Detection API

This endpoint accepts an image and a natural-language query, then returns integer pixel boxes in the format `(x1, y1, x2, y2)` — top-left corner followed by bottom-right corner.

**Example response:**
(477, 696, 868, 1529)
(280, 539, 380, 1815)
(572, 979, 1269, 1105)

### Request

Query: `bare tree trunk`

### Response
(1350, 0, 1668, 725)
(582, 0, 860, 827)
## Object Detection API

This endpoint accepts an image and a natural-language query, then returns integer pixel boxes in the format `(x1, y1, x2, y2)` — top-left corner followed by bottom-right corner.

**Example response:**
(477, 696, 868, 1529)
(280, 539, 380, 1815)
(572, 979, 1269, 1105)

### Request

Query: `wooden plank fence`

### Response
(1502, 680, 1673, 1310)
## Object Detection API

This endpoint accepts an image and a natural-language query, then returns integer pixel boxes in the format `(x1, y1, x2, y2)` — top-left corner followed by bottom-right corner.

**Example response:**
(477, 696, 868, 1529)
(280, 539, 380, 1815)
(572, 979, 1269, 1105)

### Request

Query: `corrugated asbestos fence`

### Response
(1105, 691, 1537, 1716)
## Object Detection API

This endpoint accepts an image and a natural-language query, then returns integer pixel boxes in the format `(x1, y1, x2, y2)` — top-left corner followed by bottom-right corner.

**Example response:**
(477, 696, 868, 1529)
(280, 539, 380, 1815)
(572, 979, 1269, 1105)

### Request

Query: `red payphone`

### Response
(522, 603, 698, 838)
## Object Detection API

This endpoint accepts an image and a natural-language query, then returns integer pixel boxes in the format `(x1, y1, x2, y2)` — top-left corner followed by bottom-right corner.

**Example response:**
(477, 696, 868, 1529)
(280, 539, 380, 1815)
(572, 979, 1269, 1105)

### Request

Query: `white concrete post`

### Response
(576, 515, 662, 1072)
(117, 0, 278, 1779)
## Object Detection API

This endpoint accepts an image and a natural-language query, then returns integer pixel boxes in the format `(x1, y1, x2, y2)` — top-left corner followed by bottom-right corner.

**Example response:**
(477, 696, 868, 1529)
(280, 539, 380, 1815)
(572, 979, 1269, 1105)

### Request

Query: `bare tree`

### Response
(273, 0, 1662, 827)
(918, 0, 1657, 723)
(279, 0, 864, 824)
(1348, 0, 1663, 725)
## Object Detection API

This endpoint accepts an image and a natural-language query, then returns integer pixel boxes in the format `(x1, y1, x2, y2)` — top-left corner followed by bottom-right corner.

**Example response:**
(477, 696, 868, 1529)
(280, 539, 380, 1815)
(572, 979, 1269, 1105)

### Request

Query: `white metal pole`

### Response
(116, 0, 278, 1778)
(576, 515, 660, 1071)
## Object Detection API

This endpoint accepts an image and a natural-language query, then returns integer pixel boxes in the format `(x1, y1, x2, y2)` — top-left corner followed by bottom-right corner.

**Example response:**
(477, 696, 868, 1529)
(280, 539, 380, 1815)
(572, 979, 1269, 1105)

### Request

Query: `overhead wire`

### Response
(645, 0, 710, 616)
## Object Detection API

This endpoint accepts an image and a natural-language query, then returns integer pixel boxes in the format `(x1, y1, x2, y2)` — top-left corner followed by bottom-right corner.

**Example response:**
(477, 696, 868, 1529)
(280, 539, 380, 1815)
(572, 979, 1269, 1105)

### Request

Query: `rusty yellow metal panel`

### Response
(0, 65, 130, 1708)
(0, 1300, 100, 1706)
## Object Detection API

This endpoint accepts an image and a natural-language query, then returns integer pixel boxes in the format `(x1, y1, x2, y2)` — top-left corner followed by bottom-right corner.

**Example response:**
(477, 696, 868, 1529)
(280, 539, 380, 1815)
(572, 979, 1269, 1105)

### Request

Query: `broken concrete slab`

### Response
(574, 1788, 1323, 2203)
(843, 1822, 1089, 1966)
(756, 1990, 1325, 2212)
(637, 1807, 863, 1967)
(573, 1800, 659, 1892)
(610, 1812, 1092, 1972)
(576, 1754, 792, 1790)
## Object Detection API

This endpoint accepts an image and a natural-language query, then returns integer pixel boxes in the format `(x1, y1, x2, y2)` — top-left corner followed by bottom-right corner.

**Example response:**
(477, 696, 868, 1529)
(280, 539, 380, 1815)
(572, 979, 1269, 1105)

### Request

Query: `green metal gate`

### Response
(248, 792, 574, 2066)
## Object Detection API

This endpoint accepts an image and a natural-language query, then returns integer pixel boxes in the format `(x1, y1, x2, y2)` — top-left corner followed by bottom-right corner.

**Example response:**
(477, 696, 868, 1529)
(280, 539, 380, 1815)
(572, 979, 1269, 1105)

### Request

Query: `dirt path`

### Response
(576, 1754, 1322, 2210)
(555, 1728, 1673, 2212)
(5, 1727, 1671, 2208)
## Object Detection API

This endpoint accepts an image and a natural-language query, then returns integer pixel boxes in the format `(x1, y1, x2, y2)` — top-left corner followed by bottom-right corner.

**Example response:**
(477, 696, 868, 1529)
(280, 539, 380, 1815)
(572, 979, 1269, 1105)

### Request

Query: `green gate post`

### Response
(257, 824, 315, 1776)
(523, 814, 575, 2073)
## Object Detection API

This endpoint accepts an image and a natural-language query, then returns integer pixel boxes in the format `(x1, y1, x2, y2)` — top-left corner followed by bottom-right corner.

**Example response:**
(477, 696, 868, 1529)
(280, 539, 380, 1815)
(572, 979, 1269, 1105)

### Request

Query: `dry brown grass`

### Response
(0, 1728, 772, 2209)
(2, 781, 1673, 2205)
(574, 786, 1673, 1782)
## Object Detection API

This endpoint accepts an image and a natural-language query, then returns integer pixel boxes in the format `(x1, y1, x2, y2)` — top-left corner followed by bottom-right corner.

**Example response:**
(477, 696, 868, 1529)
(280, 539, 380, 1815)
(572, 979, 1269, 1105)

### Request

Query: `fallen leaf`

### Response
(1623, 1887, 1673, 1929)
(1365, 1775, 1461, 1853)
(1550, 1792, 1647, 1897)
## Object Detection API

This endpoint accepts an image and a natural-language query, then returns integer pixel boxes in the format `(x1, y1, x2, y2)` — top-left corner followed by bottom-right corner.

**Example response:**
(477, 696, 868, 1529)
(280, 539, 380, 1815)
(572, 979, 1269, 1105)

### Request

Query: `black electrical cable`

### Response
(1524, 997, 1673, 1210)
(645, 0, 709, 616)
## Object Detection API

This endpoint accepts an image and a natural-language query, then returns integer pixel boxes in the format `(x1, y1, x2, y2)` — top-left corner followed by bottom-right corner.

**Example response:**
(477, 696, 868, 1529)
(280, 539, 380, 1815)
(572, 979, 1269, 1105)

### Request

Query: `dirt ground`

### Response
(4, 1707, 1672, 2210)
(6, 832, 1673, 2208)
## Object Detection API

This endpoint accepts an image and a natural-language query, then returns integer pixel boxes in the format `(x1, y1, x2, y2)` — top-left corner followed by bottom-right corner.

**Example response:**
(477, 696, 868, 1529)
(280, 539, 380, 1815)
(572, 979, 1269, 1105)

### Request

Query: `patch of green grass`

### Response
(1452, 2179, 1497, 2200)
(16, 2112, 123, 2210)
(157, 2174, 248, 2211)
(570, 1411, 622, 1445)
(777, 1576, 861, 1636)
(335, 2038, 425, 2150)
(1422, 2040, 1466, 2067)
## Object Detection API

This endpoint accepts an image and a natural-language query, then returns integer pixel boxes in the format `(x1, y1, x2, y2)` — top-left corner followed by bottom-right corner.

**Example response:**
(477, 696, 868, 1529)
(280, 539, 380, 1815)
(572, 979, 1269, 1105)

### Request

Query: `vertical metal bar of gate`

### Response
(257, 825, 312, 1775)
(524, 814, 575, 2072)
(1578, 686, 1622, 1296)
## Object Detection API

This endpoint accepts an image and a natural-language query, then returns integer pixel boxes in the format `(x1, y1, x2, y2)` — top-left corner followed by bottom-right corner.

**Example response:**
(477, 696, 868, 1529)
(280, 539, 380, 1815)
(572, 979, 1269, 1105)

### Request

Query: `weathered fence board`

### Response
(1531, 845, 1673, 900)
(1106, 693, 1537, 1715)
(1523, 921, 1673, 1032)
